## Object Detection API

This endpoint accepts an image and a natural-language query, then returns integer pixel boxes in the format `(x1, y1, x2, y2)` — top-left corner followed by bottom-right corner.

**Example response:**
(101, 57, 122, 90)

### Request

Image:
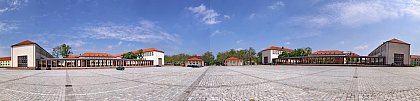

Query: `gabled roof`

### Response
(411, 55, 420, 59)
(225, 57, 241, 60)
(386, 38, 410, 45)
(263, 46, 294, 52)
(0, 57, 11, 61)
(80, 52, 115, 57)
(187, 57, 203, 61)
(12, 40, 36, 47)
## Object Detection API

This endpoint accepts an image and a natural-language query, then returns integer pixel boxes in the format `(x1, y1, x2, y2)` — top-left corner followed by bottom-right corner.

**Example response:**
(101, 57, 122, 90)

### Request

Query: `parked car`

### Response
(116, 66, 125, 70)
(187, 64, 202, 68)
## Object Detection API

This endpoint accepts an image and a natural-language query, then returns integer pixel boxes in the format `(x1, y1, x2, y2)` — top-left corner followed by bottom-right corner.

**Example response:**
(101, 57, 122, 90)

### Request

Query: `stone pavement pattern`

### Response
(1, 66, 420, 101)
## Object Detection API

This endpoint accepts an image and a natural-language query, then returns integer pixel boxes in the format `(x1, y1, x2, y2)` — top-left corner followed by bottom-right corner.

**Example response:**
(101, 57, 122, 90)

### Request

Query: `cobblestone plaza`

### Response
(1, 66, 420, 101)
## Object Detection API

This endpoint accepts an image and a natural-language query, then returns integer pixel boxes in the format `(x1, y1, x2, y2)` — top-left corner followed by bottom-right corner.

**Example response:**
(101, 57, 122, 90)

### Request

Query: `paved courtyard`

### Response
(1, 66, 420, 101)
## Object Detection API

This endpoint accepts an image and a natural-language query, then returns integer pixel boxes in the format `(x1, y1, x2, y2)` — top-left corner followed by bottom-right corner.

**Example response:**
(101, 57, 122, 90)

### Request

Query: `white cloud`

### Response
(236, 40, 243, 44)
(65, 40, 86, 48)
(187, 4, 221, 25)
(295, 0, 420, 27)
(210, 30, 233, 37)
(117, 41, 123, 46)
(354, 45, 369, 50)
(223, 15, 231, 19)
(339, 41, 345, 44)
(0, 0, 28, 14)
(0, 21, 17, 32)
(249, 13, 256, 19)
(235, 48, 244, 51)
(268, 1, 285, 9)
(83, 20, 180, 44)
(284, 42, 291, 45)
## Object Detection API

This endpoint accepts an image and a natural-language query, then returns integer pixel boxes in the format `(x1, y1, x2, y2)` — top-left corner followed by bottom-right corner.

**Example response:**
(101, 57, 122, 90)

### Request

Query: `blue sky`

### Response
(1, 0, 420, 57)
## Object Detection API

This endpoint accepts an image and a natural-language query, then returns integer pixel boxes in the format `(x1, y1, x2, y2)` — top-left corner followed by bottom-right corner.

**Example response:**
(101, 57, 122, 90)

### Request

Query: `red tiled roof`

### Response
(187, 57, 202, 61)
(345, 52, 359, 56)
(263, 46, 294, 52)
(65, 55, 79, 58)
(80, 52, 115, 57)
(226, 57, 241, 60)
(133, 48, 164, 53)
(115, 54, 123, 57)
(12, 40, 36, 47)
(312, 50, 344, 55)
(0, 57, 11, 61)
(411, 55, 420, 59)
(386, 38, 410, 45)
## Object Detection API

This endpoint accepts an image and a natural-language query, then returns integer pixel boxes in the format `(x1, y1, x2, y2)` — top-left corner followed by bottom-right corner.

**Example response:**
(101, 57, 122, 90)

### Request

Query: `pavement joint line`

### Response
(0, 71, 48, 84)
(177, 66, 211, 101)
(65, 70, 76, 101)
(222, 67, 344, 94)
(81, 70, 189, 87)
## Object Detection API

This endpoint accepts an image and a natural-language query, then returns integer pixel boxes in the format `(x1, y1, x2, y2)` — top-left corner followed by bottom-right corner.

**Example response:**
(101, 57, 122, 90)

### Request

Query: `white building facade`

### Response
(368, 39, 410, 65)
(11, 40, 54, 68)
(135, 48, 164, 66)
(0, 57, 11, 67)
(262, 46, 294, 64)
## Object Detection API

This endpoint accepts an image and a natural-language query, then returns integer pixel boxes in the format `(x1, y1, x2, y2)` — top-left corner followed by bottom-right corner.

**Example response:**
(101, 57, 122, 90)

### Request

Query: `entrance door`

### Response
(263, 57, 268, 64)
(394, 54, 404, 65)
(158, 58, 163, 66)
(18, 56, 28, 67)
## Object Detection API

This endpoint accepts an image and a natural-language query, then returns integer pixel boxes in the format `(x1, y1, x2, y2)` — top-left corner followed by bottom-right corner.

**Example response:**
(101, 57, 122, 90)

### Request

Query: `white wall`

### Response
(143, 51, 164, 66)
(387, 42, 410, 65)
(12, 45, 35, 67)
(262, 50, 281, 64)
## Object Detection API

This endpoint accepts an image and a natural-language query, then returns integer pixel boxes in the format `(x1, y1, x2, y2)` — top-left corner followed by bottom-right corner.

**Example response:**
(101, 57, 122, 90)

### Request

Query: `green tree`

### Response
(136, 49, 144, 59)
(202, 51, 215, 65)
(257, 51, 262, 64)
(52, 44, 73, 58)
(123, 52, 138, 59)
(278, 47, 312, 58)
(52, 46, 61, 58)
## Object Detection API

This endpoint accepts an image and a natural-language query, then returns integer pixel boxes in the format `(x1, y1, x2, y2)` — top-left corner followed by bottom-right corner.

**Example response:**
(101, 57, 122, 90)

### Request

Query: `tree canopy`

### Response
(122, 50, 144, 59)
(215, 47, 257, 65)
(52, 44, 73, 58)
(278, 47, 312, 58)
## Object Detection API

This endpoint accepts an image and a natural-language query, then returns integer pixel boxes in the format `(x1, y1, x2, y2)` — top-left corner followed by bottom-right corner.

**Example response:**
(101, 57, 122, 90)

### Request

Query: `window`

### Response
(18, 56, 28, 67)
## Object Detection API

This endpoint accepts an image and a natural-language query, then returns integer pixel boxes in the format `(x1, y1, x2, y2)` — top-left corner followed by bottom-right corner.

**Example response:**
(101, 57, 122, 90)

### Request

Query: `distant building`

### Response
(11, 40, 54, 68)
(79, 52, 117, 59)
(224, 57, 243, 66)
(133, 48, 164, 66)
(185, 56, 204, 67)
(311, 50, 359, 56)
(310, 50, 360, 64)
(411, 55, 420, 66)
(369, 39, 410, 65)
(262, 46, 293, 64)
(0, 57, 11, 67)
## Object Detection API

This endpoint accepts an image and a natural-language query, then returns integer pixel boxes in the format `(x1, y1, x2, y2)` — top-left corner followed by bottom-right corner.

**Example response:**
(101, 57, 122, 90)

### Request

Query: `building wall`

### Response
(412, 58, 420, 66)
(225, 60, 243, 66)
(143, 51, 164, 66)
(369, 42, 410, 65)
(262, 50, 285, 64)
(185, 60, 204, 66)
(386, 42, 410, 65)
(12, 44, 53, 67)
(0, 60, 11, 67)
(12, 45, 35, 67)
